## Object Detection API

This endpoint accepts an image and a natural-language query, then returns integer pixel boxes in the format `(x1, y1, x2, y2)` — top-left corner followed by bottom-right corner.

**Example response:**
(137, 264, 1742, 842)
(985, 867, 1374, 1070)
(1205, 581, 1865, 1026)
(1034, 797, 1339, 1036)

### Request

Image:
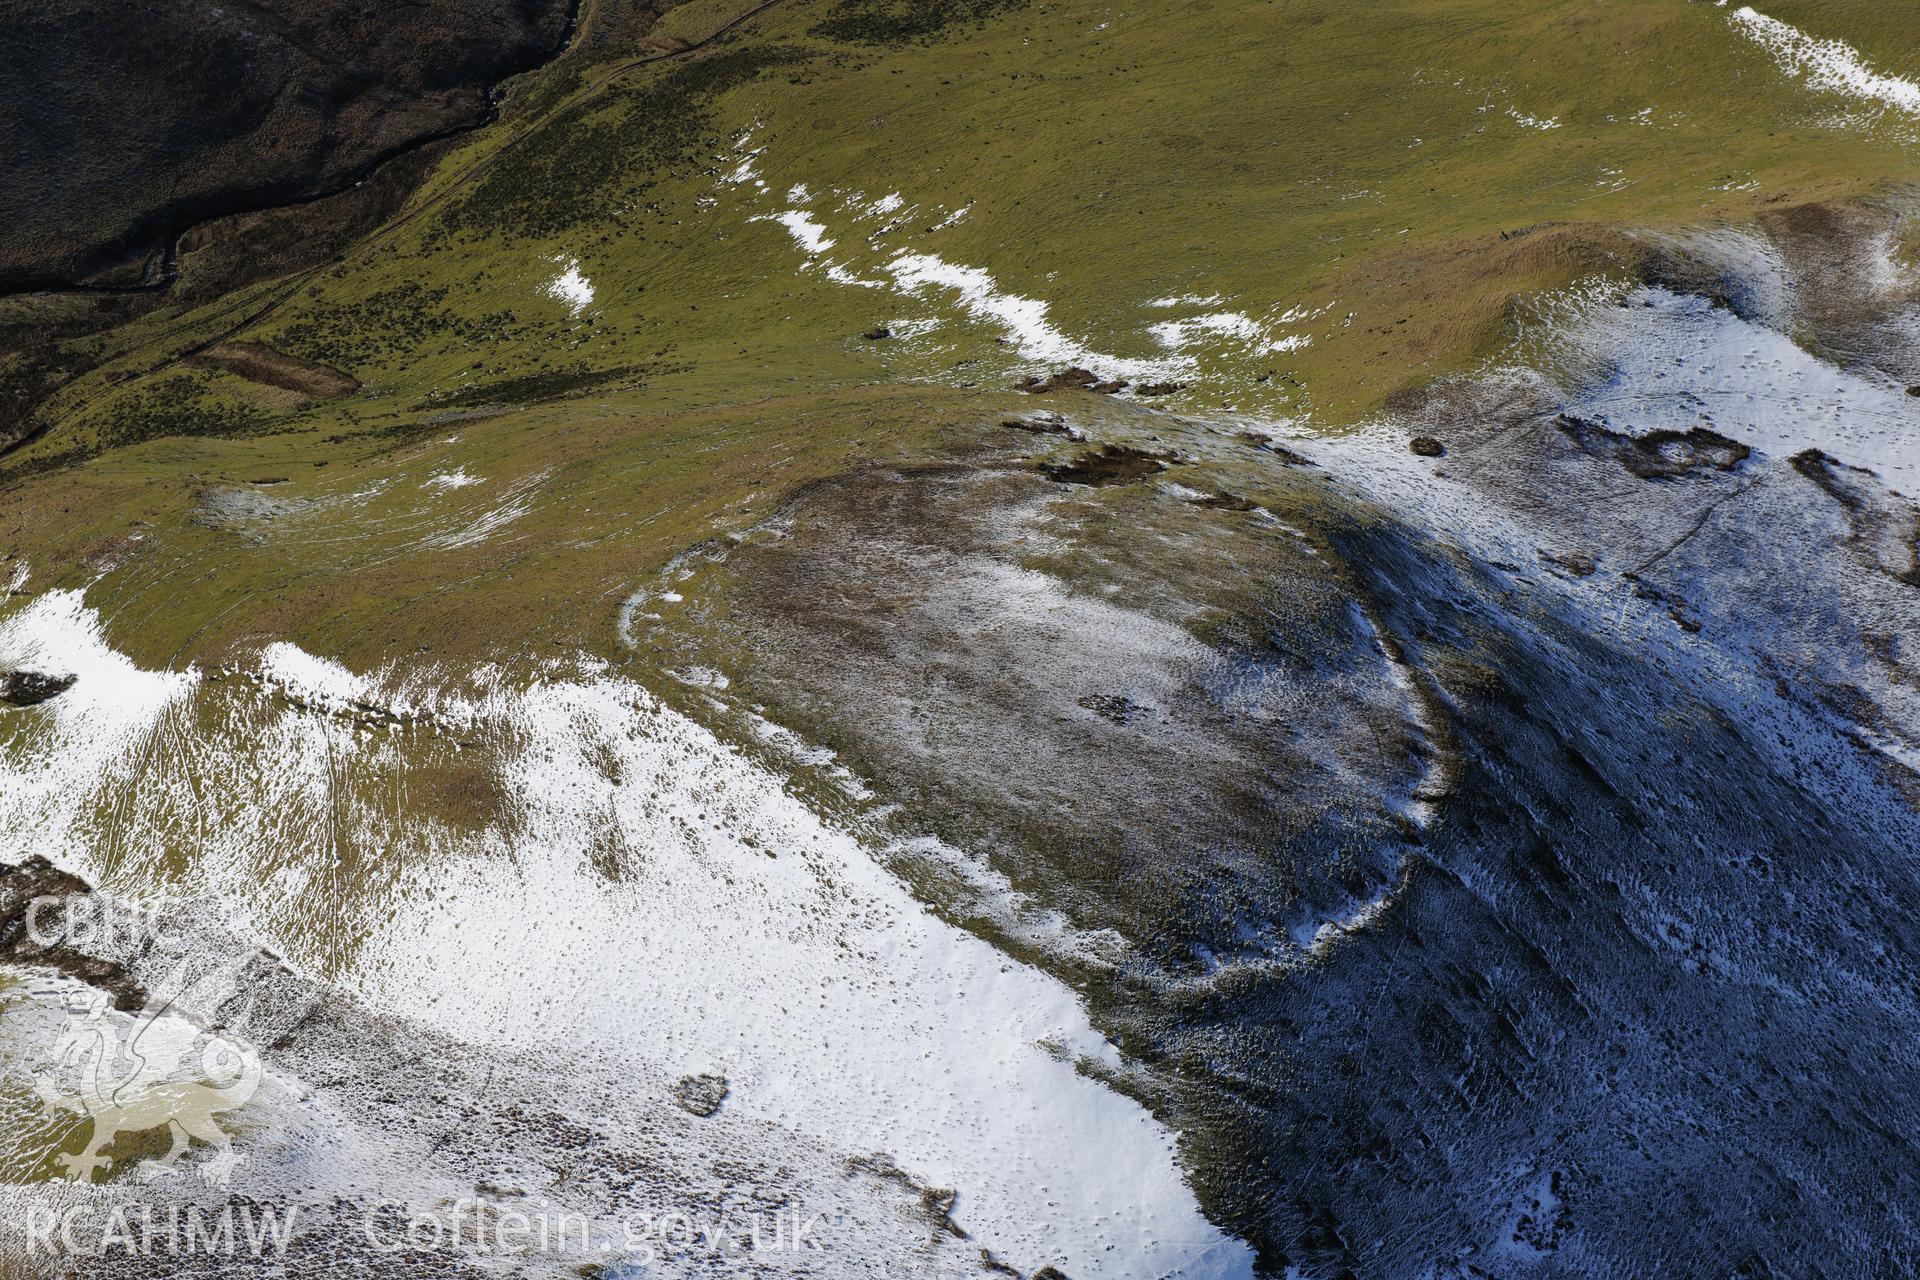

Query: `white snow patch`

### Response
(359, 671, 1253, 1279)
(886, 250, 1187, 382)
(0, 612, 1259, 1279)
(422, 472, 544, 551)
(727, 161, 1302, 388)
(543, 257, 595, 315)
(1151, 311, 1313, 356)
(1151, 312, 1264, 346)
(1507, 107, 1561, 130)
(0, 591, 198, 862)
(256, 641, 378, 714)
(929, 202, 972, 230)
(424, 469, 481, 492)
(1564, 286, 1920, 490)
(426, 495, 534, 550)
(0, 591, 193, 724)
(883, 316, 943, 339)
(1731, 7, 1920, 114)
(889, 834, 1131, 971)
(754, 207, 886, 287)
(826, 263, 884, 288)
(718, 125, 765, 187)
(758, 208, 835, 256)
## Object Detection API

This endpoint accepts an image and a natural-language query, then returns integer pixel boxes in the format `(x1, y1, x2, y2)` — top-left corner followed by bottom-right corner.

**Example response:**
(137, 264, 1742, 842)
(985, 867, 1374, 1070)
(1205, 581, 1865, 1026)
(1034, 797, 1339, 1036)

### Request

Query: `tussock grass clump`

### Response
(94, 374, 267, 450)
(277, 284, 525, 371)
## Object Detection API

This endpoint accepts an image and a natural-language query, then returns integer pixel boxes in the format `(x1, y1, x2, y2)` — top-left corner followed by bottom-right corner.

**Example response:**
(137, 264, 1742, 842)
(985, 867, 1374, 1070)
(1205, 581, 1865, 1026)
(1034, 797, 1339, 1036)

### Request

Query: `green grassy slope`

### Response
(3, 0, 1916, 663)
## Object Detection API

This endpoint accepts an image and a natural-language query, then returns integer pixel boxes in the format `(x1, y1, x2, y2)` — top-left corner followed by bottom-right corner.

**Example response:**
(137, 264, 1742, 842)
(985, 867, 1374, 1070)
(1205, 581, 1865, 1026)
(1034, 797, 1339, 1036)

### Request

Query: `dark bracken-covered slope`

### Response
(0, 0, 576, 291)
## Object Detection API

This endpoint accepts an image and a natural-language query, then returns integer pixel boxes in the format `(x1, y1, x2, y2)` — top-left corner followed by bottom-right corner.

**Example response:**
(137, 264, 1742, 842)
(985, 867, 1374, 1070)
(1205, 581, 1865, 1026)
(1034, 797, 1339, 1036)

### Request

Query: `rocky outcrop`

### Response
(672, 1072, 730, 1117)
(1040, 444, 1171, 486)
(1553, 414, 1751, 480)
(0, 857, 145, 1010)
(0, 669, 75, 706)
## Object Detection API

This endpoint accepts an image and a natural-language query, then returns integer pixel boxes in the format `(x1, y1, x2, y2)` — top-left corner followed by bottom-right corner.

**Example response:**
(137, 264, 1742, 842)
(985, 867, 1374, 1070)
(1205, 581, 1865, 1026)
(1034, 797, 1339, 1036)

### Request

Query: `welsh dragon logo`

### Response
(32, 958, 263, 1186)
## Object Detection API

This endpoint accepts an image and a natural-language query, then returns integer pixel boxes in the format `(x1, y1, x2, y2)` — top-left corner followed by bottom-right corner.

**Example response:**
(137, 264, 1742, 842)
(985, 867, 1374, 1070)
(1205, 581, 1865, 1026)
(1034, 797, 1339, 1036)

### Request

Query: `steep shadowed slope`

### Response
(0, 0, 577, 291)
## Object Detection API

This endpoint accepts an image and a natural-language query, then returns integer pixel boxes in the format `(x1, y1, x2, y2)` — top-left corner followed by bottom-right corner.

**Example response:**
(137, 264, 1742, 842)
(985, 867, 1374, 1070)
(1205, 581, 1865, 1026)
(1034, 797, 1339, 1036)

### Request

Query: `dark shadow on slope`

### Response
(1175, 516, 1920, 1278)
(0, 0, 577, 292)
